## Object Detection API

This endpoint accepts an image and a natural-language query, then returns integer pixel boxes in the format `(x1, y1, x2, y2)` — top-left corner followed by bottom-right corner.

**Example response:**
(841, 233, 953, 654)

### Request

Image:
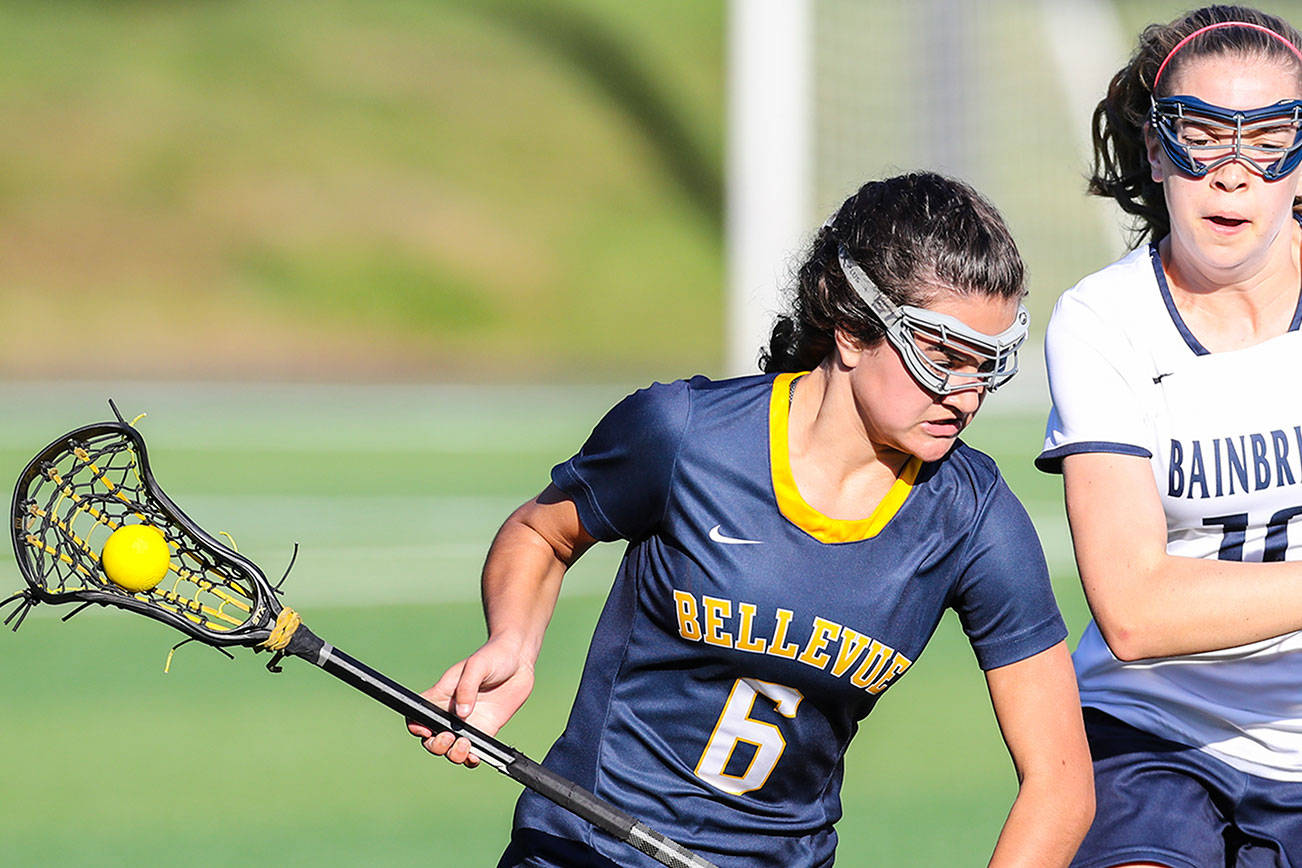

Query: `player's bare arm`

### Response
(983, 641, 1093, 867)
(410, 484, 594, 766)
(1064, 452, 1302, 659)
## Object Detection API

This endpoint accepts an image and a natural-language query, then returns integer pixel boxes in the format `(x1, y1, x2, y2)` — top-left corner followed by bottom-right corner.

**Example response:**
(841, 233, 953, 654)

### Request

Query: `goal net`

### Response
(726, 0, 1132, 387)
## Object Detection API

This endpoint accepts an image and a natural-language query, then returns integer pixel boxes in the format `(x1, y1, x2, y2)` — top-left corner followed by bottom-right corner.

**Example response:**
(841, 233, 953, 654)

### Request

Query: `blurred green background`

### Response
(0, 0, 724, 381)
(3, 0, 1297, 384)
(3, 1, 1301, 865)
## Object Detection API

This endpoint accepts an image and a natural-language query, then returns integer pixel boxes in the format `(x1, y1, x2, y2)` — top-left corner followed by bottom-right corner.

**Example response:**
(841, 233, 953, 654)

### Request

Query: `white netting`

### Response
(811, 0, 1130, 326)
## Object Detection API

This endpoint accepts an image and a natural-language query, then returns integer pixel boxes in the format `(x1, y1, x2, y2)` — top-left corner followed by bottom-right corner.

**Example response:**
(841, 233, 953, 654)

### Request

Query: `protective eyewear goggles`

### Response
(1150, 95, 1302, 180)
(837, 245, 1029, 396)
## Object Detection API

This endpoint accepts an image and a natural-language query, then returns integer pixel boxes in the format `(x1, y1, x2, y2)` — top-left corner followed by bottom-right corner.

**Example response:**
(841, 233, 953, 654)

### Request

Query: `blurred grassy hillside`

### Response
(12, 1, 1302, 384)
(0, 0, 724, 381)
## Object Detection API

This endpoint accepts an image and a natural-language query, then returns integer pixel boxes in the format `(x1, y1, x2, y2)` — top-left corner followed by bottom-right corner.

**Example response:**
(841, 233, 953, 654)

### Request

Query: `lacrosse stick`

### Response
(5, 406, 717, 868)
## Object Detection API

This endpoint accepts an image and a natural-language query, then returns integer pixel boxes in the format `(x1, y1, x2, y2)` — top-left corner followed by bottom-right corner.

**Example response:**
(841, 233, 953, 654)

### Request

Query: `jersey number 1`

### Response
(694, 678, 803, 795)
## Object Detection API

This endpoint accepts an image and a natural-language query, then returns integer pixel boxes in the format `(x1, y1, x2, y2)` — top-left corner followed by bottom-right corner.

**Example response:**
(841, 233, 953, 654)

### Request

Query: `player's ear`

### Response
(832, 328, 865, 369)
(1144, 122, 1165, 183)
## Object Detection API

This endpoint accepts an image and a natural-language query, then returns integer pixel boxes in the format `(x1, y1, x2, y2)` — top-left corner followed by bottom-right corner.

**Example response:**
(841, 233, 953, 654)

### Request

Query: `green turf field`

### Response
(0, 383, 1088, 867)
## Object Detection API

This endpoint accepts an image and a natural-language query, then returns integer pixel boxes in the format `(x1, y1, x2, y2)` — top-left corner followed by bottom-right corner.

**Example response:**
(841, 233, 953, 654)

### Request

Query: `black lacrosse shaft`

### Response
(284, 627, 718, 868)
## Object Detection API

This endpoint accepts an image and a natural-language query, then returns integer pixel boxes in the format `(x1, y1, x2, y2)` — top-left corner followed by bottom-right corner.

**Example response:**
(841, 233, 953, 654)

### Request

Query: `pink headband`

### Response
(1153, 20, 1302, 92)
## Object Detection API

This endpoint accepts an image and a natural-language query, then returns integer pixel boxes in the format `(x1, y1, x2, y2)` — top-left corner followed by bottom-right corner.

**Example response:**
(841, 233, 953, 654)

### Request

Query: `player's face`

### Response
(847, 290, 1021, 463)
(1147, 54, 1302, 275)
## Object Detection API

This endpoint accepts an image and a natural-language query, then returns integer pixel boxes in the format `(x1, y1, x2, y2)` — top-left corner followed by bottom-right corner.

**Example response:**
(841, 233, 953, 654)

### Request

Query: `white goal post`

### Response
(723, 0, 1129, 381)
(725, 0, 812, 376)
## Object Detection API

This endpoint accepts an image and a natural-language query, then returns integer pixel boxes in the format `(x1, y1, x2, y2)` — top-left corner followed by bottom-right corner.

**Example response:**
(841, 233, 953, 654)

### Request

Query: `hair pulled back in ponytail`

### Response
(1090, 5, 1302, 245)
(760, 172, 1025, 374)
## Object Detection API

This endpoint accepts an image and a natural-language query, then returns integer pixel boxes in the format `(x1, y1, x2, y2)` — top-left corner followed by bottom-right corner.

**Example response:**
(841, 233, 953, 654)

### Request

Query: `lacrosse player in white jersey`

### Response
(1039, 6, 1302, 867)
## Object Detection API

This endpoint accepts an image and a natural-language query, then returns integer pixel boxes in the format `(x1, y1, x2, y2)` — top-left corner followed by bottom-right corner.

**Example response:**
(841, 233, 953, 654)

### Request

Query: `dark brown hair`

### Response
(1090, 5, 1302, 245)
(760, 172, 1025, 374)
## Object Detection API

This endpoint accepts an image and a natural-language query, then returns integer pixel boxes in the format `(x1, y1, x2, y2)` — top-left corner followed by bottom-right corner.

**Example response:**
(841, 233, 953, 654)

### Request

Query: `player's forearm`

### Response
(1064, 454, 1302, 658)
(984, 646, 1093, 868)
(1082, 553, 1302, 659)
(988, 773, 1093, 868)
(478, 519, 568, 661)
(478, 492, 592, 662)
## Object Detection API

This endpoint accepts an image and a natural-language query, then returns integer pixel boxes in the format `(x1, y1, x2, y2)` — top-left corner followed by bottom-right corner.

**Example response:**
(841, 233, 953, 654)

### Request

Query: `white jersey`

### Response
(1040, 243, 1302, 781)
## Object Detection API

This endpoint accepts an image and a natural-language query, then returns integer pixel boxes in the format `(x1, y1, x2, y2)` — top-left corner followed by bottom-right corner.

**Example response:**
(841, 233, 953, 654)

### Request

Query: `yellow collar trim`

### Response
(769, 372, 920, 544)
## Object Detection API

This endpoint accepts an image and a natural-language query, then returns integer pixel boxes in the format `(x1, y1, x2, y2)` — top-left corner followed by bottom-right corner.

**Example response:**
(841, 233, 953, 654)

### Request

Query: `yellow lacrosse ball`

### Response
(101, 525, 171, 592)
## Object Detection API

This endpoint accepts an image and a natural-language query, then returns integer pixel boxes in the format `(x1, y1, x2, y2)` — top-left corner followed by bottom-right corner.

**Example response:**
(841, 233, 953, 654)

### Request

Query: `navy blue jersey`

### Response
(506, 373, 1065, 868)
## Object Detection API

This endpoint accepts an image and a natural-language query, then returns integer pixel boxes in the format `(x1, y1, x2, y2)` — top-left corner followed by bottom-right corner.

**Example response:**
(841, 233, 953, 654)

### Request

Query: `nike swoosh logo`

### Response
(708, 525, 762, 545)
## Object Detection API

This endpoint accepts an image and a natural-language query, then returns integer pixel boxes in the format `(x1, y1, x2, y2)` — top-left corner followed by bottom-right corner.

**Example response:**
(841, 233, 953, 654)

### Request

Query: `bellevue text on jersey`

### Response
(673, 590, 913, 695)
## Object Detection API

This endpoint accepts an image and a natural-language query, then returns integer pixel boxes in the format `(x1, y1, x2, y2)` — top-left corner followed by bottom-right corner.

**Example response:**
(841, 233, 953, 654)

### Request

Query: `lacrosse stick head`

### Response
(9, 417, 285, 647)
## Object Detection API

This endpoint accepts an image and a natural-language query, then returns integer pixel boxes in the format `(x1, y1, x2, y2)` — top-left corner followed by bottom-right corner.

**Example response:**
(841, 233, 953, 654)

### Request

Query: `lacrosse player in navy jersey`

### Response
(1040, 7, 1302, 867)
(411, 172, 1093, 867)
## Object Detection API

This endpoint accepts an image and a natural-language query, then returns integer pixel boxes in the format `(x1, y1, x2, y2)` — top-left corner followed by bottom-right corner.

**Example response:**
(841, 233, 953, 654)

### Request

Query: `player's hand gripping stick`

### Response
(5, 410, 719, 868)
(280, 624, 717, 868)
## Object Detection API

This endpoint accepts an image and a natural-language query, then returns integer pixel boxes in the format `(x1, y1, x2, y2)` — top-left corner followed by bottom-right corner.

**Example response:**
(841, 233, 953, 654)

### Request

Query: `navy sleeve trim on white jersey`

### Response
(1035, 441, 1153, 474)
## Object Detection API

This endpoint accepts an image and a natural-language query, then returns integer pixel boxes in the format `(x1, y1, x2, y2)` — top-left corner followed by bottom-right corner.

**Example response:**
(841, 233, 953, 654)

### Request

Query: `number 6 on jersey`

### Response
(694, 678, 803, 795)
